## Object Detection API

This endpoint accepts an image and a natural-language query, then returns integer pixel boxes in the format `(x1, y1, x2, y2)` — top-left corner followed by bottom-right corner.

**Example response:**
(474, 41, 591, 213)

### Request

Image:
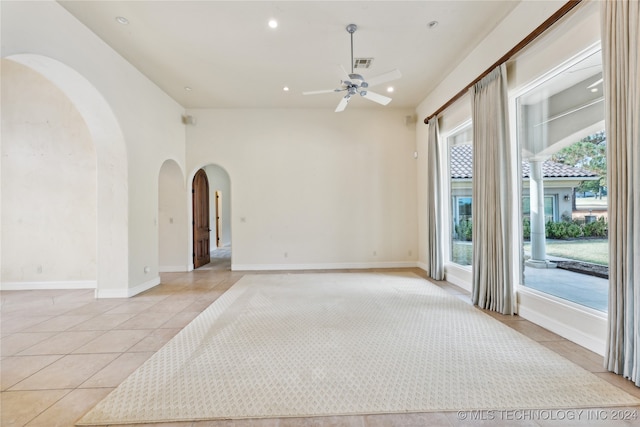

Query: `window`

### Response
(453, 196, 472, 226)
(448, 125, 473, 266)
(515, 49, 608, 312)
(522, 196, 556, 223)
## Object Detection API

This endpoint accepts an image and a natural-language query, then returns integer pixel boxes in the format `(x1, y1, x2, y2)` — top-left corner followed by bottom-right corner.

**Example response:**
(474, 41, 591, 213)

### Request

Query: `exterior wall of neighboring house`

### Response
(450, 178, 576, 225)
(449, 144, 598, 229)
(522, 180, 577, 222)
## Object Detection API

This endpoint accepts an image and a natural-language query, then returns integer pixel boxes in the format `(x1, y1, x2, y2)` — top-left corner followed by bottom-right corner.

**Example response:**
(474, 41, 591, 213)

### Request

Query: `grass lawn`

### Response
(453, 238, 608, 266)
(524, 239, 608, 266)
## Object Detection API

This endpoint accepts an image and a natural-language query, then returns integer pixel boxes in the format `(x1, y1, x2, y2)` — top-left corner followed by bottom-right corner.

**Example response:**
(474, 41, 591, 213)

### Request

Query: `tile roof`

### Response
(449, 145, 599, 179)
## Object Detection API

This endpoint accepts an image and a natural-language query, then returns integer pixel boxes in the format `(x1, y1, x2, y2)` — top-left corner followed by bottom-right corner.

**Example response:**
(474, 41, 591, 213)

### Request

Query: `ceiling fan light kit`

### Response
(303, 23, 401, 112)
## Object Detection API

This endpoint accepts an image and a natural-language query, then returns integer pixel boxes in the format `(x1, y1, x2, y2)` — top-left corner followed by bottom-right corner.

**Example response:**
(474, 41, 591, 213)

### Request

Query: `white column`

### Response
(526, 160, 555, 268)
(530, 160, 546, 261)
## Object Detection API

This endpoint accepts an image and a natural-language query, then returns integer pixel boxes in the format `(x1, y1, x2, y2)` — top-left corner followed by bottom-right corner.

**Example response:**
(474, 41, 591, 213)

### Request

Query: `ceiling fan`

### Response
(303, 23, 401, 112)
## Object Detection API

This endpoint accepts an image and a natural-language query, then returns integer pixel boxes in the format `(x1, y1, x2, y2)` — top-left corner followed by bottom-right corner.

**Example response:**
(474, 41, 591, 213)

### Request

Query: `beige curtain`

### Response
(470, 64, 515, 315)
(602, 0, 640, 386)
(427, 118, 444, 280)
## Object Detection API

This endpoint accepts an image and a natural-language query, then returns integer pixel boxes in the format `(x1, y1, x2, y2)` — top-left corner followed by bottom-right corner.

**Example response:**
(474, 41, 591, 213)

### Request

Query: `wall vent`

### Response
(354, 58, 374, 69)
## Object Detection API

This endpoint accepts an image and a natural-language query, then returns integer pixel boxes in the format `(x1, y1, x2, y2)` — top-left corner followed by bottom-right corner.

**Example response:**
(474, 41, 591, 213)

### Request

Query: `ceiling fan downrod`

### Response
(346, 23, 357, 75)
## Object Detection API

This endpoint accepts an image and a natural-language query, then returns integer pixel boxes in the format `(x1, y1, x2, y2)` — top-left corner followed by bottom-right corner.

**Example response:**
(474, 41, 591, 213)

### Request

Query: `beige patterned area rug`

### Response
(78, 272, 639, 425)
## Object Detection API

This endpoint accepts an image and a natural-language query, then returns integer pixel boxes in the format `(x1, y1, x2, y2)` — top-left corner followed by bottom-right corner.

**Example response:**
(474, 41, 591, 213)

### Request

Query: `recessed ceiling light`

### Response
(386, 87, 394, 93)
(590, 88, 598, 93)
(427, 20, 438, 29)
(115, 16, 129, 25)
(268, 19, 278, 29)
(283, 86, 290, 92)
(184, 86, 192, 92)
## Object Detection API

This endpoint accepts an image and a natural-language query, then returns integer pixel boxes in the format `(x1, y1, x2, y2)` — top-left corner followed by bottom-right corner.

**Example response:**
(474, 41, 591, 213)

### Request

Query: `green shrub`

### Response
(565, 222, 584, 238)
(539, 217, 608, 239)
(584, 217, 608, 237)
(546, 220, 567, 239)
(522, 217, 531, 240)
(455, 219, 473, 241)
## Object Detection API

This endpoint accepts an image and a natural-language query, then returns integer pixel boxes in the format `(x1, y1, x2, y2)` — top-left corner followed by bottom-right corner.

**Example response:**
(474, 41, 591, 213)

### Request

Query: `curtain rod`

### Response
(423, 0, 583, 125)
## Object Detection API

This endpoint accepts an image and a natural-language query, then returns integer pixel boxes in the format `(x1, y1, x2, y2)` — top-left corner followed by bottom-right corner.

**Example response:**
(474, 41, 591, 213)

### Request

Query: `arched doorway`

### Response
(189, 164, 232, 271)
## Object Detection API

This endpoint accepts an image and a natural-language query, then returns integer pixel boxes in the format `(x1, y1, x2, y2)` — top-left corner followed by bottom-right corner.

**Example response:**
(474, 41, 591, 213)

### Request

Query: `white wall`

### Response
(1, 1, 187, 296)
(187, 108, 418, 270)
(507, 1, 601, 92)
(159, 160, 188, 272)
(1, 60, 97, 288)
(204, 164, 231, 249)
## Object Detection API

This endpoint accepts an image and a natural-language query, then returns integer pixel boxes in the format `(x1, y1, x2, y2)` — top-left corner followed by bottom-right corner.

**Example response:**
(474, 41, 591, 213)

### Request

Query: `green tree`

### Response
(551, 131, 606, 199)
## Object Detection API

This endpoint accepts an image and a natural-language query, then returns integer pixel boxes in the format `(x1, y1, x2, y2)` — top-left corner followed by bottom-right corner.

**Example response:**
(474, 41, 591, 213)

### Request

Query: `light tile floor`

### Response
(2, 256, 639, 427)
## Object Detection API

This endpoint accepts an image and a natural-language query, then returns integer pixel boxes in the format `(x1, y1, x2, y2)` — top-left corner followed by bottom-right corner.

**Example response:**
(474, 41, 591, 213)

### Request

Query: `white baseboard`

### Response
(417, 262, 472, 292)
(517, 287, 607, 356)
(231, 261, 418, 271)
(0, 280, 97, 291)
(159, 265, 189, 273)
(416, 261, 428, 272)
(444, 264, 473, 292)
(95, 276, 161, 299)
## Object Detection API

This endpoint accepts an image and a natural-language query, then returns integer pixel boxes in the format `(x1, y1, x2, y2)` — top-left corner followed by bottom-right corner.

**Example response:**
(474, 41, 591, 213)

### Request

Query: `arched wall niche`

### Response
(2, 54, 129, 297)
(1, 58, 96, 288)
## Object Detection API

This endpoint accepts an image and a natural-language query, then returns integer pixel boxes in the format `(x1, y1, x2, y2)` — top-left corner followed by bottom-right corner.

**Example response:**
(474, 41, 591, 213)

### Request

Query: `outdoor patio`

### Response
(524, 263, 608, 312)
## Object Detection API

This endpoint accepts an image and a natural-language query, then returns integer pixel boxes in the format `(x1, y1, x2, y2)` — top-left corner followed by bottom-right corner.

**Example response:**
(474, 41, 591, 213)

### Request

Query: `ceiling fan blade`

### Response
(362, 90, 392, 105)
(303, 89, 341, 95)
(335, 96, 350, 112)
(365, 69, 402, 88)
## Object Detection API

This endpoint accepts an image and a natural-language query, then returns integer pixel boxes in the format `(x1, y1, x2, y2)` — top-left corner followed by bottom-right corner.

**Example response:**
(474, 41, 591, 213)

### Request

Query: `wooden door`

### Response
(215, 190, 222, 248)
(192, 169, 210, 268)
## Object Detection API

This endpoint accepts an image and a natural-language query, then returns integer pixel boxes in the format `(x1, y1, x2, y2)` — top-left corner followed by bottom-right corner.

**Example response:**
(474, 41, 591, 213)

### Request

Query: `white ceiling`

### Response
(58, 1, 520, 110)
